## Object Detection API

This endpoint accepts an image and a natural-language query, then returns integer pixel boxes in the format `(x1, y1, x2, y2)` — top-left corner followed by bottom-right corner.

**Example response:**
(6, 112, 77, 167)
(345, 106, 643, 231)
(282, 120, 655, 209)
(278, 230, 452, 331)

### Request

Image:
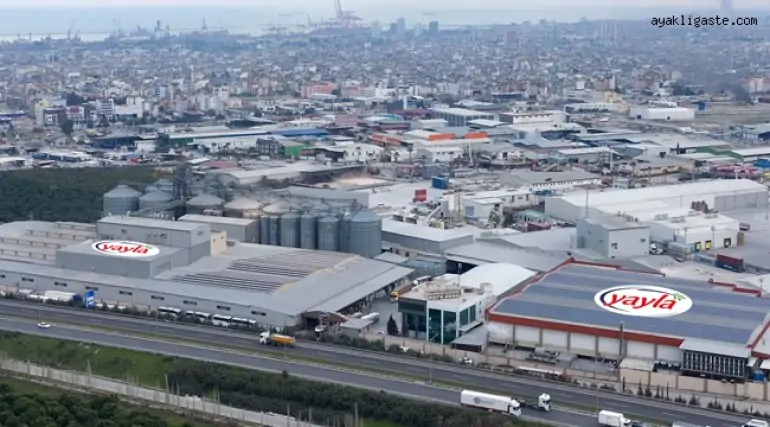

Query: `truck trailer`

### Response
(598, 410, 631, 427)
(460, 390, 521, 417)
(259, 332, 295, 347)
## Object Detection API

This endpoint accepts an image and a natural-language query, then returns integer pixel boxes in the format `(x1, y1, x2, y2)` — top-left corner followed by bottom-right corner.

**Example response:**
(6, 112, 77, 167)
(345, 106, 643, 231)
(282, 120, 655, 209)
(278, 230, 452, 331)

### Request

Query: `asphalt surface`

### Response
(0, 300, 750, 427)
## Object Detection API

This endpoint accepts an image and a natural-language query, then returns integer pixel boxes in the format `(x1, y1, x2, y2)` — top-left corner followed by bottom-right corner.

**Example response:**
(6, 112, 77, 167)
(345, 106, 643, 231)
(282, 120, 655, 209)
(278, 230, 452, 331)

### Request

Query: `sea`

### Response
(0, 6, 766, 42)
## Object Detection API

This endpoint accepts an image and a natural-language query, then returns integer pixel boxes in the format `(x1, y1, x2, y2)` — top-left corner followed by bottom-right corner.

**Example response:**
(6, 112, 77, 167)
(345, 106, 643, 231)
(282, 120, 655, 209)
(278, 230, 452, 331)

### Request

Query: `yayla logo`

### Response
(92, 241, 160, 258)
(595, 285, 691, 318)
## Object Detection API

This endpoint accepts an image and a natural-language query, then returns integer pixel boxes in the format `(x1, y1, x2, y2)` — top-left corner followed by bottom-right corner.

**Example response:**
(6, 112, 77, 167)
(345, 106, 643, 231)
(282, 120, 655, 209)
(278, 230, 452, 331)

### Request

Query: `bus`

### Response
(212, 314, 232, 327)
(230, 318, 256, 328)
(194, 312, 211, 322)
(157, 307, 182, 318)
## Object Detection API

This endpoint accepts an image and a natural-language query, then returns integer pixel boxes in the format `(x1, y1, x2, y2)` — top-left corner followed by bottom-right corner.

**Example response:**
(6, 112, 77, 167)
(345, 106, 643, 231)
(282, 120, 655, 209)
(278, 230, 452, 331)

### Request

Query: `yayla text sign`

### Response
(91, 241, 160, 258)
(594, 285, 691, 317)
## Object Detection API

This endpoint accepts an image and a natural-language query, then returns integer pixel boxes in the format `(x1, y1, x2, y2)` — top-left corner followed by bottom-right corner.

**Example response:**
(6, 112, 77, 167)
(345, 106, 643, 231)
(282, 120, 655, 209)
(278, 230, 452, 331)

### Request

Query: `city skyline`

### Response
(0, 0, 768, 9)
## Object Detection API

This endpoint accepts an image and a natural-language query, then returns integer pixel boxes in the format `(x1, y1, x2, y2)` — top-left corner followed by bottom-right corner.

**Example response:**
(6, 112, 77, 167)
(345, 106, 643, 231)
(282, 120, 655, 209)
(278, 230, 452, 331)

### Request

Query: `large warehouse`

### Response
(545, 179, 769, 223)
(0, 217, 412, 328)
(488, 262, 770, 381)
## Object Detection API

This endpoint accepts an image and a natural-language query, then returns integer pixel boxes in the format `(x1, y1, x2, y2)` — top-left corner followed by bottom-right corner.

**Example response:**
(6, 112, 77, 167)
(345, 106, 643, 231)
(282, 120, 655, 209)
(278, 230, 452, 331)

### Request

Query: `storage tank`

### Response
(103, 185, 141, 216)
(345, 210, 382, 258)
(154, 178, 174, 193)
(280, 212, 300, 248)
(224, 197, 261, 218)
(300, 213, 317, 249)
(269, 215, 280, 245)
(317, 216, 340, 251)
(139, 190, 173, 211)
(259, 216, 271, 244)
(186, 194, 224, 215)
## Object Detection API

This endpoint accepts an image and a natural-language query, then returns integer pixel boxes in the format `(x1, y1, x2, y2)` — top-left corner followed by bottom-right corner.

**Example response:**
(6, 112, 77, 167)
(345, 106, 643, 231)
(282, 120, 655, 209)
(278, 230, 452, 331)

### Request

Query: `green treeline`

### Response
(0, 384, 192, 427)
(0, 167, 161, 223)
(168, 364, 543, 427)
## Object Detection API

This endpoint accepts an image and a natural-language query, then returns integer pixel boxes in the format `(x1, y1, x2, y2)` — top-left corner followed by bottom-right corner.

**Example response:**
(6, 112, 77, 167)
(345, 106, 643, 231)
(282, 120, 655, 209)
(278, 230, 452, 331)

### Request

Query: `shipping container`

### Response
(431, 176, 449, 189)
(413, 189, 428, 202)
(716, 253, 744, 272)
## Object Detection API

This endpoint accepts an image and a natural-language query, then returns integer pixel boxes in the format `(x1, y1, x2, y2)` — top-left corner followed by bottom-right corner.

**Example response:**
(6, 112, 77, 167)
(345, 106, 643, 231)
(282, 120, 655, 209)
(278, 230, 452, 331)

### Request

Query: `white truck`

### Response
(598, 410, 631, 427)
(520, 393, 551, 411)
(460, 390, 521, 417)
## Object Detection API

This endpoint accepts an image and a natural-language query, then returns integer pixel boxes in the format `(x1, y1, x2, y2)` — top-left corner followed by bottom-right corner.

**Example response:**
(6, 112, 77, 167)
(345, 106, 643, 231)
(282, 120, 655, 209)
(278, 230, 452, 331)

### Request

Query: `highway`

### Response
(0, 300, 747, 427)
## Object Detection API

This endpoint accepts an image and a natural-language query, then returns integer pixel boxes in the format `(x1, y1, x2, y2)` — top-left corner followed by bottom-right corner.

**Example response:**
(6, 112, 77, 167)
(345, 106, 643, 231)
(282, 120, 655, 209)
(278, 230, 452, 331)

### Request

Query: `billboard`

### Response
(91, 241, 160, 258)
(594, 285, 692, 318)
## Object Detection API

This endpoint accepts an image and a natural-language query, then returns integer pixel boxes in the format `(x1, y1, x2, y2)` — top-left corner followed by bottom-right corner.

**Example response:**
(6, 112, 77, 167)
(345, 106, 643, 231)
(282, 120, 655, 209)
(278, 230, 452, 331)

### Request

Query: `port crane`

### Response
(334, 0, 362, 28)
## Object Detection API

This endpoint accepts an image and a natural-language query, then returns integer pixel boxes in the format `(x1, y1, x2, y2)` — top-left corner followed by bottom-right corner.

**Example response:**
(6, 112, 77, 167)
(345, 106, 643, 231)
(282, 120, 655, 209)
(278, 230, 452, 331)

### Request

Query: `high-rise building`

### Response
(371, 21, 381, 38)
(428, 20, 439, 36)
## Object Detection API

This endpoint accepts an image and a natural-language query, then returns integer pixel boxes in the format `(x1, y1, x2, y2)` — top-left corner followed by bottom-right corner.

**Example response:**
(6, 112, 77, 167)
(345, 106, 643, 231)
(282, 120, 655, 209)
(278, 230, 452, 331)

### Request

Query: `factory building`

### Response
(0, 217, 412, 328)
(575, 216, 651, 259)
(430, 108, 494, 127)
(545, 179, 768, 223)
(488, 262, 770, 381)
(398, 263, 535, 344)
(628, 106, 695, 121)
(179, 214, 259, 243)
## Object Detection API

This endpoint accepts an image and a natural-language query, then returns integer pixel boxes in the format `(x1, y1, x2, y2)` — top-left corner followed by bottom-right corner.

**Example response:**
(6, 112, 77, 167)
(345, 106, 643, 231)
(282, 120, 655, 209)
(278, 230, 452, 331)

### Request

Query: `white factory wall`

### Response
(629, 106, 695, 121)
(650, 217, 739, 249)
(487, 321, 682, 362)
(0, 268, 296, 328)
(546, 180, 767, 222)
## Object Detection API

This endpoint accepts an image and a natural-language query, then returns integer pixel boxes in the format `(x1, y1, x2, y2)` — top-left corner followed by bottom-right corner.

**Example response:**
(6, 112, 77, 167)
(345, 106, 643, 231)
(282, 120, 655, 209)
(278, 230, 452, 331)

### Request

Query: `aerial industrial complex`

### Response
(0, 216, 411, 327)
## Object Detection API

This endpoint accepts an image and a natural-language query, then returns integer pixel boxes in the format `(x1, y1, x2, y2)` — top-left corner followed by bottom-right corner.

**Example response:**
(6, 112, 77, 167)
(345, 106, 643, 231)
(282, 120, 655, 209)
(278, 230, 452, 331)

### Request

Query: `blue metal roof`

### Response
(491, 264, 770, 345)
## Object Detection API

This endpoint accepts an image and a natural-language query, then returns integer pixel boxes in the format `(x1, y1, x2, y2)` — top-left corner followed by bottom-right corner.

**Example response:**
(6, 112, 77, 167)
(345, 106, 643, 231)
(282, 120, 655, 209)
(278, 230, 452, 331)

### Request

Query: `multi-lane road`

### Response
(0, 300, 747, 427)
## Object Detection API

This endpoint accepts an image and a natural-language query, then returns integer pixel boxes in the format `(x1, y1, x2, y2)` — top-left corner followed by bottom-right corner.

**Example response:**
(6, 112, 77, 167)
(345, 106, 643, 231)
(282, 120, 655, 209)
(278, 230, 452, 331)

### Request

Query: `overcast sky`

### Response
(0, 0, 766, 9)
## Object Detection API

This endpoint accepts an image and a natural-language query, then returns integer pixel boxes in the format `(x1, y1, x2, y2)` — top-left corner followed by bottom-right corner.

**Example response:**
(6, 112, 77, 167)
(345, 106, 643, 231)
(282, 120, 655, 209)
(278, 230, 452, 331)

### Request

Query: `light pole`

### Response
(426, 317, 440, 384)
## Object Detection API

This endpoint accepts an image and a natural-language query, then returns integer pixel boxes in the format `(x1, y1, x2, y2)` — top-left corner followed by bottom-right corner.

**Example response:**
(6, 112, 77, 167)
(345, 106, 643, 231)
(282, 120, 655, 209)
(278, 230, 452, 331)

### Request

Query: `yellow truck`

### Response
(259, 331, 295, 347)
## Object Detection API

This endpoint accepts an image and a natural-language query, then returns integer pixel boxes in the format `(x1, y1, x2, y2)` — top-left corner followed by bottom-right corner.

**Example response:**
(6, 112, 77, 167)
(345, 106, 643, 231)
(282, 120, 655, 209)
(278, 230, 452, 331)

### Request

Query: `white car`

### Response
(37, 322, 51, 329)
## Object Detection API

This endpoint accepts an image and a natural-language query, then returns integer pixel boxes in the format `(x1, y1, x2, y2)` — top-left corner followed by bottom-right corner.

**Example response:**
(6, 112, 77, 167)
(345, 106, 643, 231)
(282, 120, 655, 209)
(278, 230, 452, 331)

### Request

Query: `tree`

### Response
(59, 118, 74, 137)
(387, 315, 399, 336)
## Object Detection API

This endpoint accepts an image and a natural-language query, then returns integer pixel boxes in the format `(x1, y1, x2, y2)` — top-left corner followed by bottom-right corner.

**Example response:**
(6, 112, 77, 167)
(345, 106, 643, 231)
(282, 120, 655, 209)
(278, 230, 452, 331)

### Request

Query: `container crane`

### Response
(334, 0, 361, 28)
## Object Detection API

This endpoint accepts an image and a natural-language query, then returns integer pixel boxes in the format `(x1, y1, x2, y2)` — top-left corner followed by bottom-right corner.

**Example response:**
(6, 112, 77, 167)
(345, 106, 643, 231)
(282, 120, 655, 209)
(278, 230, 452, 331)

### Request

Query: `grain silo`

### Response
(299, 213, 318, 249)
(262, 203, 286, 246)
(259, 216, 271, 244)
(103, 185, 141, 216)
(224, 197, 261, 218)
(186, 194, 224, 215)
(139, 191, 173, 211)
(317, 216, 340, 251)
(345, 210, 382, 258)
(280, 212, 300, 248)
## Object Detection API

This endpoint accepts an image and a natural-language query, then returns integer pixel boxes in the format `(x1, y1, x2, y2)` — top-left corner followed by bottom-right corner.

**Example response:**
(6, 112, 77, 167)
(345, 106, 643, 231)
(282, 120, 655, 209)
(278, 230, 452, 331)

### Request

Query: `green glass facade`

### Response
(399, 298, 479, 344)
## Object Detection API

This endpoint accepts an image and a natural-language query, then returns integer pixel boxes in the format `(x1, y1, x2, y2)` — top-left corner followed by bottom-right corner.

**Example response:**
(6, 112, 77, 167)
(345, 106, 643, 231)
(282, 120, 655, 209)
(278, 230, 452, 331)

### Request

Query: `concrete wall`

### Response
(619, 367, 770, 401)
(361, 329, 770, 403)
(487, 322, 678, 363)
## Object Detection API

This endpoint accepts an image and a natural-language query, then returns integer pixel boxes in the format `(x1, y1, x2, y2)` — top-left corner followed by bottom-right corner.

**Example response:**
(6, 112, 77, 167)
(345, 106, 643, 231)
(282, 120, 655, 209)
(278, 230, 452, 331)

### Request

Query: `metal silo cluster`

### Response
(103, 185, 141, 216)
(249, 203, 381, 258)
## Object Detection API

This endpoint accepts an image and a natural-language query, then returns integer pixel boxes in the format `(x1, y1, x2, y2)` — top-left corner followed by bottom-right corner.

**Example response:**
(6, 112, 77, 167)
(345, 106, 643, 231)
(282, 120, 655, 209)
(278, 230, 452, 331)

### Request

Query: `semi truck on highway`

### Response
(460, 390, 521, 417)
(259, 332, 295, 347)
(598, 409, 631, 427)
(519, 393, 551, 411)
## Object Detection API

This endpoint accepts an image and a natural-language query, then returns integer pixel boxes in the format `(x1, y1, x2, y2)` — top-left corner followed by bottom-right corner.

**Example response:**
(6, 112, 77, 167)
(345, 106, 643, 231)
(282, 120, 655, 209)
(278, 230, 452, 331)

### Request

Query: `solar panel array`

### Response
(172, 250, 353, 294)
(492, 263, 770, 345)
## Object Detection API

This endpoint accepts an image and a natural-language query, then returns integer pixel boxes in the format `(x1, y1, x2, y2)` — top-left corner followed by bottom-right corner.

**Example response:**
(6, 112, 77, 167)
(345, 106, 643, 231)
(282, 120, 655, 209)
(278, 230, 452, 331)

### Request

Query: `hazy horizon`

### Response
(0, 1, 766, 37)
